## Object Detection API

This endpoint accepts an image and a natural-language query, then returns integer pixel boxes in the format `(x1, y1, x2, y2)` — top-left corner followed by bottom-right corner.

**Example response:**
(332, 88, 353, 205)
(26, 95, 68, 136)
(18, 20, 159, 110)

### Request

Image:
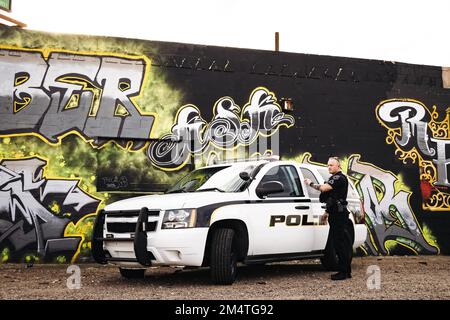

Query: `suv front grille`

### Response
(105, 210, 159, 233)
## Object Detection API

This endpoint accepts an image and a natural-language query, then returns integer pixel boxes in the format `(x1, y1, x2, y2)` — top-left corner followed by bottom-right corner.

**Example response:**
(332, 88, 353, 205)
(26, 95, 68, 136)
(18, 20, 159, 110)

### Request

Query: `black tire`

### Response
(250, 262, 266, 266)
(119, 268, 145, 279)
(210, 228, 238, 285)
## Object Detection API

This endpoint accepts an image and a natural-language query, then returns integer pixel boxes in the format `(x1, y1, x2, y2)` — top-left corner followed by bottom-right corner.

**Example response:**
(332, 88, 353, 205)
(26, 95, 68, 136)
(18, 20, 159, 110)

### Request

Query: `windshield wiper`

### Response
(195, 187, 225, 193)
(166, 188, 187, 194)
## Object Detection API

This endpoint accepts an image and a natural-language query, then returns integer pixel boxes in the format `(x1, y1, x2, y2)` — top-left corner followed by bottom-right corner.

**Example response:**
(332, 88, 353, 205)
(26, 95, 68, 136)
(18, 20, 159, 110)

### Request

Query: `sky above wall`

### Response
(5, 0, 450, 67)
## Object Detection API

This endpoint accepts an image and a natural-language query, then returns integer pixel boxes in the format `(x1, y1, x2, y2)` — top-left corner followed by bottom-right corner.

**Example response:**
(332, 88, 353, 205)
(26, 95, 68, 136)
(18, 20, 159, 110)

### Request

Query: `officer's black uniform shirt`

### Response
(327, 171, 348, 202)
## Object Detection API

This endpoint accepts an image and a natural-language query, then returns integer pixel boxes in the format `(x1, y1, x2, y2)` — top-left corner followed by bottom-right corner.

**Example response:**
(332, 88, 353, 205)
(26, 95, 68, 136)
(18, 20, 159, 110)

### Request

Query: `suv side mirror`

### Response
(239, 171, 251, 181)
(256, 181, 284, 198)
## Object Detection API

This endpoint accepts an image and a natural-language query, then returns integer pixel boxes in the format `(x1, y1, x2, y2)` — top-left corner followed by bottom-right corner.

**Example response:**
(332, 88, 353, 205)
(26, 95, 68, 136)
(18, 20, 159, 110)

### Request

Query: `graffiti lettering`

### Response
(347, 155, 439, 255)
(148, 87, 294, 170)
(0, 157, 100, 261)
(376, 99, 450, 210)
(377, 100, 435, 157)
(0, 48, 154, 147)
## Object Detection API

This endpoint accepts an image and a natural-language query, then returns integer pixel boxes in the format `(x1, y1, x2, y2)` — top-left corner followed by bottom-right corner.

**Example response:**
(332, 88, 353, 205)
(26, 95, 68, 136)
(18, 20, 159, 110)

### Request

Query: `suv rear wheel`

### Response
(210, 228, 237, 285)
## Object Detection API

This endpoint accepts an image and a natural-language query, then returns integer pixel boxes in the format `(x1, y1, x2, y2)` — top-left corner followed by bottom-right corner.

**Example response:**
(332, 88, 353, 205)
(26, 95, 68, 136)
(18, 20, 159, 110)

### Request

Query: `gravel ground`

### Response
(0, 256, 449, 300)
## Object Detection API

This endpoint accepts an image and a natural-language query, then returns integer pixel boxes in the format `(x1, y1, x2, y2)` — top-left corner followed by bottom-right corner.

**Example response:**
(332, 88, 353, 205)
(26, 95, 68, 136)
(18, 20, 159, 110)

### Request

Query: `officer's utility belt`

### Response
(335, 199, 347, 213)
(324, 196, 348, 213)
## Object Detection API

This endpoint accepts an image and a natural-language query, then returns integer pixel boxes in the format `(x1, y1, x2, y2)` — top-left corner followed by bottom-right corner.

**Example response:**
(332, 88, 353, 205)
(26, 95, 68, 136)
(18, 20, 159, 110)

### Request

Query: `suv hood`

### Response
(104, 191, 248, 211)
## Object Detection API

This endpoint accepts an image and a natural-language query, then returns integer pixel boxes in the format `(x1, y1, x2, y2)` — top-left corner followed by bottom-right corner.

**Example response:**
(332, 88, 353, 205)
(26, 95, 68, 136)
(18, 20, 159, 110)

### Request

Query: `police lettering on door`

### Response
(269, 215, 319, 227)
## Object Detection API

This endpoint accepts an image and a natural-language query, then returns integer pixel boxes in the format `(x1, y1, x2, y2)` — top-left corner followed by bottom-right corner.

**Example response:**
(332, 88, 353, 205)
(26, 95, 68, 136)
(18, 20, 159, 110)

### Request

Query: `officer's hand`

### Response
(304, 178, 312, 186)
(320, 212, 329, 225)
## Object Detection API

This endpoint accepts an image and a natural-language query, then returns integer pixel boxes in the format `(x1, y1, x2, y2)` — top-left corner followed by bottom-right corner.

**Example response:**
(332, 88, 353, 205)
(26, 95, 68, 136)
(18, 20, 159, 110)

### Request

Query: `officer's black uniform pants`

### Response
(329, 213, 354, 275)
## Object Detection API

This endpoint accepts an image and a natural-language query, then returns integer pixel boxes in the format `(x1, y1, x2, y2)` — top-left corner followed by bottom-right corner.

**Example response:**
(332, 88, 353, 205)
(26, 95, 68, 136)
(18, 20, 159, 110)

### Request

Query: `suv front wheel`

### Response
(210, 228, 238, 285)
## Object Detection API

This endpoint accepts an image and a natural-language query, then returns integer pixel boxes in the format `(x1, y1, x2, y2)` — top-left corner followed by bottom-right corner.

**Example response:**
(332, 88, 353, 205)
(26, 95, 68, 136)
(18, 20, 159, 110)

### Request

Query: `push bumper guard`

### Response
(91, 207, 156, 266)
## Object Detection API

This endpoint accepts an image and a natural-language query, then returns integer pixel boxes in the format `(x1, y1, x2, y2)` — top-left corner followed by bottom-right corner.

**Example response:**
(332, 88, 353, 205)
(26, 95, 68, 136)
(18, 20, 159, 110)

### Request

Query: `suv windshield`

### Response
(166, 163, 257, 193)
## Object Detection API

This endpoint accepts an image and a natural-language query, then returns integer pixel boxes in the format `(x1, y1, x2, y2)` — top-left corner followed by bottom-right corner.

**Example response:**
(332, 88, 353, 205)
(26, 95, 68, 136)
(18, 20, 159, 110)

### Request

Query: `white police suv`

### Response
(92, 157, 367, 284)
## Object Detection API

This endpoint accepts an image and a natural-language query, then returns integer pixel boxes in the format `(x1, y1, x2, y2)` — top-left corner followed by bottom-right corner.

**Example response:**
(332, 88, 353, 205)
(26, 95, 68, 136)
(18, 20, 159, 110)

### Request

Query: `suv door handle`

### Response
(295, 206, 310, 210)
(321, 205, 327, 209)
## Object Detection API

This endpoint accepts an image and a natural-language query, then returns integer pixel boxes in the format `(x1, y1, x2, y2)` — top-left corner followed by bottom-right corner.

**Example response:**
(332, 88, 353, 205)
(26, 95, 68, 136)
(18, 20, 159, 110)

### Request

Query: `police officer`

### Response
(304, 157, 354, 280)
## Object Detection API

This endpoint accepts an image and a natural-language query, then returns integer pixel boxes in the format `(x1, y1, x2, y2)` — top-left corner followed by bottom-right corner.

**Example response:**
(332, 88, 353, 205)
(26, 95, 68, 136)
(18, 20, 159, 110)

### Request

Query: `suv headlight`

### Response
(161, 209, 197, 229)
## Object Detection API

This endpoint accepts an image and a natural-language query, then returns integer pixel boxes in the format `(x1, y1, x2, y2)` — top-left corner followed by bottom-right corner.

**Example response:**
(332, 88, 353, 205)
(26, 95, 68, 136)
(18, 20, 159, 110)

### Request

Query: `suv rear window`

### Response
(300, 168, 321, 198)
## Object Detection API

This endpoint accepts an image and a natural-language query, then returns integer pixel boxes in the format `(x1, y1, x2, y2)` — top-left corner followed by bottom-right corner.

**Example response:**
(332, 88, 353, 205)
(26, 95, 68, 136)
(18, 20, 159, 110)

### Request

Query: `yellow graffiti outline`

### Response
(63, 94, 80, 110)
(114, 103, 130, 117)
(13, 96, 31, 113)
(64, 213, 97, 263)
(384, 240, 419, 256)
(100, 190, 161, 194)
(0, 154, 105, 262)
(367, 231, 380, 253)
(152, 87, 294, 172)
(0, 45, 156, 153)
(14, 74, 30, 86)
(296, 151, 327, 167)
(359, 245, 369, 256)
(12, 73, 32, 112)
(118, 80, 131, 92)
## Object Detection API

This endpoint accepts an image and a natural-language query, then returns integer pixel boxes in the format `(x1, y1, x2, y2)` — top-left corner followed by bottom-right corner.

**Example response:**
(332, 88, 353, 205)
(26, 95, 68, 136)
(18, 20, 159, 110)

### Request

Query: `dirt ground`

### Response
(0, 255, 449, 300)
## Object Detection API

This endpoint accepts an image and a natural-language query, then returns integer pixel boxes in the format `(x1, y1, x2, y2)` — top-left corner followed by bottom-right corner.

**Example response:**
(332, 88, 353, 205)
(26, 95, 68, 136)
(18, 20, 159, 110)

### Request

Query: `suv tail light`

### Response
(359, 199, 366, 224)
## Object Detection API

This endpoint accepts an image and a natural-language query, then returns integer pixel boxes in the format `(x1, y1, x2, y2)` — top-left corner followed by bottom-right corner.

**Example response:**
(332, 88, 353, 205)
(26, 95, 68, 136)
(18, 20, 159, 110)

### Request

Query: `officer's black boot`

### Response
(331, 272, 349, 280)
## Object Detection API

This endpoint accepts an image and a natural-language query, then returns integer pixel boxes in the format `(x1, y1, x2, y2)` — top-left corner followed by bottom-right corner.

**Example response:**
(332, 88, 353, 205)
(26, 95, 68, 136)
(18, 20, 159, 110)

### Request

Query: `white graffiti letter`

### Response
(377, 100, 435, 157)
(0, 49, 51, 132)
(430, 138, 450, 187)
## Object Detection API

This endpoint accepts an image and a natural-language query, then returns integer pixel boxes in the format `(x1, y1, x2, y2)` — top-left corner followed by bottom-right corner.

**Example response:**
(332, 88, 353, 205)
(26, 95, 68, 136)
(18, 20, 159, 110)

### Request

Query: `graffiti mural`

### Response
(0, 25, 448, 259)
(299, 153, 439, 255)
(376, 99, 450, 211)
(0, 47, 154, 149)
(149, 87, 295, 171)
(0, 157, 101, 262)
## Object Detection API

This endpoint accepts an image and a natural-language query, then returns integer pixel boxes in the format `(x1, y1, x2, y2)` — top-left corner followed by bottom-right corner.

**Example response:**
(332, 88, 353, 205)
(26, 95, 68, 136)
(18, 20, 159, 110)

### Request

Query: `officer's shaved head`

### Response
(329, 157, 341, 166)
(327, 157, 341, 174)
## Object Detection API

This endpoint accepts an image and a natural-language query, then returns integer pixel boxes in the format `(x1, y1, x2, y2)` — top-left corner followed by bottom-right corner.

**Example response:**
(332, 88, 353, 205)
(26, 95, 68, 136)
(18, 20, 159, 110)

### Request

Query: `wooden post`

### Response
(275, 32, 279, 52)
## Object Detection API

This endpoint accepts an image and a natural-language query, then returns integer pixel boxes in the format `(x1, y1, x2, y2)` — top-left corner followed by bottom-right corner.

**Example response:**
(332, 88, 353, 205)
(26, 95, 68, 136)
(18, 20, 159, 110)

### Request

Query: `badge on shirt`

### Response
(328, 175, 340, 185)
